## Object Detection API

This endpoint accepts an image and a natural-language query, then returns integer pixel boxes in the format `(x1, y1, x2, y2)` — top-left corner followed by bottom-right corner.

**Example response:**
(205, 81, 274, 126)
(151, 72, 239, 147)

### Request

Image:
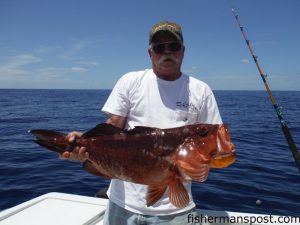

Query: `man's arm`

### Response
(60, 114, 126, 161)
(106, 114, 126, 129)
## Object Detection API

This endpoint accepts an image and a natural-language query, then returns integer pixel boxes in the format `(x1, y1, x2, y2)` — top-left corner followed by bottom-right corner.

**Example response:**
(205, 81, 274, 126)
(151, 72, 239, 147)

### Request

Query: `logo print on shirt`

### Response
(176, 101, 198, 112)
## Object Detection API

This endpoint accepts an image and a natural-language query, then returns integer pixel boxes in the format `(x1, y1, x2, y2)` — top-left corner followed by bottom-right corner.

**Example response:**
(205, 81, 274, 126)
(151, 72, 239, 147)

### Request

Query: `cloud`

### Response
(6, 54, 41, 67)
(0, 39, 100, 78)
(241, 58, 249, 64)
(70, 67, 87, 72)
(0, 51, 89, 83)
(60, 38, 104, 59)
(183, 66, 198, 76)
(36, 66, 87, 78)
(0, 54, 41, 77)
(34, 45, 61, 54)
(0, 38, 104, 88)
(76, 61, 99, 66)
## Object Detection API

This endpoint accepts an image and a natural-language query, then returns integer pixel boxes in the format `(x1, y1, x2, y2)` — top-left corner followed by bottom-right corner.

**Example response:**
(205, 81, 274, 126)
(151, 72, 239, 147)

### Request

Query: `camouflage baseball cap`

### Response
(149, 21, 183, 44)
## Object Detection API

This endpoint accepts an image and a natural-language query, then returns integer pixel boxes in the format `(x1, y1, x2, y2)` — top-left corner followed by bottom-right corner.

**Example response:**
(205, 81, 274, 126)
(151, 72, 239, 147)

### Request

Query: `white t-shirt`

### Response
(102, 69, 222, 215)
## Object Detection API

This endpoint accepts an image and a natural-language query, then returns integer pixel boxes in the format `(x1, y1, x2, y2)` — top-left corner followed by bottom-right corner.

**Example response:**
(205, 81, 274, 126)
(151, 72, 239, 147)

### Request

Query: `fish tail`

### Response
(29, 129, 69, 154)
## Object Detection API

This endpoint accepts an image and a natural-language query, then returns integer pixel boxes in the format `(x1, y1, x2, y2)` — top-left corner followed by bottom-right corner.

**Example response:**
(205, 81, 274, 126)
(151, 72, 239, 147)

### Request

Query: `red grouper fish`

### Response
(29, 123, 235, 208)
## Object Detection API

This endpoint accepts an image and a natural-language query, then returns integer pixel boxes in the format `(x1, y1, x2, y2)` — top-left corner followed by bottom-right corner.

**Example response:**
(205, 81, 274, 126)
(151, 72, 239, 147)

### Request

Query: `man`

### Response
(61, 21, 222, 224)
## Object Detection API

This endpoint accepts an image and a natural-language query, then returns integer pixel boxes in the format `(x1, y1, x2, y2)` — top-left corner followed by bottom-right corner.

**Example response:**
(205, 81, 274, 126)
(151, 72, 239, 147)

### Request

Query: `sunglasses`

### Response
(151, 41, 182, 54)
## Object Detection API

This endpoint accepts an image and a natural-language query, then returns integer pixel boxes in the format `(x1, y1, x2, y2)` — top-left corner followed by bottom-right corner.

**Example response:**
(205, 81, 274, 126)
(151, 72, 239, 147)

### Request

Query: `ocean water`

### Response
(0, 89, 299, 216)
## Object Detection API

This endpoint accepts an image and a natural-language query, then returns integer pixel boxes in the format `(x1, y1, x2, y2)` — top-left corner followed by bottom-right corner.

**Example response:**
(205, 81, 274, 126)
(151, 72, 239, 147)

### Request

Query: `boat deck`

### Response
(0, 192, 298, 225)
(0, 193, 107, 225)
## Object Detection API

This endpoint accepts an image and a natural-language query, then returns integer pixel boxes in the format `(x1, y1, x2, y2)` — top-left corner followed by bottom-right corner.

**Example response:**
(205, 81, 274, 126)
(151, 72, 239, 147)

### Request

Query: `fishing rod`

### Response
(231, 7, 300, 170)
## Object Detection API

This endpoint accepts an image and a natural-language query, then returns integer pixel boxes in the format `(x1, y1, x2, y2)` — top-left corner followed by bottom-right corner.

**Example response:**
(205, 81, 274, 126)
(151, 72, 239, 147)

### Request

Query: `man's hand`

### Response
(59, 131, 89, 162)
(59, 113, 126, 162)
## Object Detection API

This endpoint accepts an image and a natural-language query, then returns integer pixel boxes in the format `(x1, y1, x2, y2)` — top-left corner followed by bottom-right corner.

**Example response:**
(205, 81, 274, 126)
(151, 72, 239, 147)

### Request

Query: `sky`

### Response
(0, 0, 300, 90)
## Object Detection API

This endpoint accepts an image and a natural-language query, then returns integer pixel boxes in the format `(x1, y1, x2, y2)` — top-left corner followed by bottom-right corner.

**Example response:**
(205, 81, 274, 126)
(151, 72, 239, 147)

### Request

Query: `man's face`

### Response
(148, 33, 185, 81)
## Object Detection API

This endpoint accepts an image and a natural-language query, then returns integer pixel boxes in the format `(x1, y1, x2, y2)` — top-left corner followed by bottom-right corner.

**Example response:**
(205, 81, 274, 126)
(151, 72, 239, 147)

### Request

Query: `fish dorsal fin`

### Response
(82, 123, 123, 137)
(128, 126, 156, 134)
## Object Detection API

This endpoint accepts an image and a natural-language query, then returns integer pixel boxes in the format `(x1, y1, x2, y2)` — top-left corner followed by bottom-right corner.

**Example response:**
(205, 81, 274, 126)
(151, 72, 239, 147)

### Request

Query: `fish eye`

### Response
(199, 128, 208, 137)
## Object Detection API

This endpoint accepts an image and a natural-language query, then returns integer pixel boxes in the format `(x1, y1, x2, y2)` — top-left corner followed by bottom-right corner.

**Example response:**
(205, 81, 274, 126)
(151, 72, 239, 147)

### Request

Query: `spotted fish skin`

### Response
(30, 123, 235, 208)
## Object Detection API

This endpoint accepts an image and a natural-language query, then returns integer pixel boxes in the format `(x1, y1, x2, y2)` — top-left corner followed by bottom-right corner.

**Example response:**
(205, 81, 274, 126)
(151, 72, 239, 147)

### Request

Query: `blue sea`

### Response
(0, 89, 299, 216)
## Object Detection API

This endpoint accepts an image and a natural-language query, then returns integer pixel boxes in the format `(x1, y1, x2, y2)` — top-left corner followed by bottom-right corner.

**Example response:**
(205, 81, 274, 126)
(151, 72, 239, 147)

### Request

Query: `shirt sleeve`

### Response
(102, 75, 130, 117)
(198, 89, 223, 124)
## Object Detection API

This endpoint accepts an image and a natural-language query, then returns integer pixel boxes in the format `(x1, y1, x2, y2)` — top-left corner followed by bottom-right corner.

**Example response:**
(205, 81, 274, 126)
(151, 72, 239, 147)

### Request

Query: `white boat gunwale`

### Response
(0, 192, 298, 225)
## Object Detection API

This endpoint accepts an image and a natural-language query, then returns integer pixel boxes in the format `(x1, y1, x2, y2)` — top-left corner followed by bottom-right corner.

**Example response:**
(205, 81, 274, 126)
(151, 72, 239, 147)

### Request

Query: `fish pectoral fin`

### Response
(83, 160, 112, 179)
(146, 185, 167, 207)
(177, 161, 209, 182)
(168, 177, 189, 208)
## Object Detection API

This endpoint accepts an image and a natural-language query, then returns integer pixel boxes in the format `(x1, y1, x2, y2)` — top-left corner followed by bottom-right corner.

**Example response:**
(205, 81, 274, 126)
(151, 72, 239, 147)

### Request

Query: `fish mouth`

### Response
(213, 150, 235, 159)
(29, 129, 69, 154)
(216, 143, 235, 158)
(210, 146, 235, 168)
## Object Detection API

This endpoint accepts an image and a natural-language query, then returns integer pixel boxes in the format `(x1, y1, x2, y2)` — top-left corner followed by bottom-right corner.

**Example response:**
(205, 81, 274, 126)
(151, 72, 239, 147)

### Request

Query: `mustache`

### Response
(158, 55, 179, 65)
